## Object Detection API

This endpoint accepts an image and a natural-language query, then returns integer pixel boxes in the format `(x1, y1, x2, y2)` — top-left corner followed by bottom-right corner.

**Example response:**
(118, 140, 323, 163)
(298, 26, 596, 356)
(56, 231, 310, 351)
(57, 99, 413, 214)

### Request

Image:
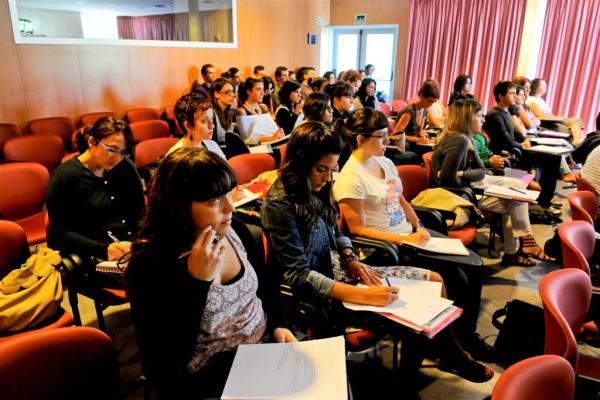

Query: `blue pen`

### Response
(384, 273, 391, 287)
(417, 220, 424, 229)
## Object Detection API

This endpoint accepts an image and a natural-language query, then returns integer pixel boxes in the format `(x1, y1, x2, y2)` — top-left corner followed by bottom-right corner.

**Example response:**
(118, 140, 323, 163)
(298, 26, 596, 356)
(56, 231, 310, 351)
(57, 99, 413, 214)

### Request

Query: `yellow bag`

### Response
(410, 188, 477, 229)
(0, 248, 63, 332)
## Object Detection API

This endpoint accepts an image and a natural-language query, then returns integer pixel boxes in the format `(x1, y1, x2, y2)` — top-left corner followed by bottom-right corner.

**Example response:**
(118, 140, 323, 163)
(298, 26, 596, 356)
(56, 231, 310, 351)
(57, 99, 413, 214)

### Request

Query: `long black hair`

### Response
(279, 121, 344, 227)
(133, 147, 236, 257)
(356, 78, 377, 108)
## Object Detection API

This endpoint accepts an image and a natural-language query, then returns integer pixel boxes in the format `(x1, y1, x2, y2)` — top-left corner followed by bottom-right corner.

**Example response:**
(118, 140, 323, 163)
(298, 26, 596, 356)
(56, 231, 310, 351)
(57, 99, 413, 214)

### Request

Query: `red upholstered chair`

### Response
(3, 135, 65, 173)
(162, 105, 183, 136)
(491, 354, 575, 400)
(406, 160, 478, 246)
(0, 327, 119, 399)
(134, 137, 178, 168)
(575, 171, 597, 194)
(0, 123, 19, 158)
(539, 268, 600, 381)
(392, 99, 407, 113)
(228, 153, 275, 185)
(0, 221, 73, 343)
(129, 120, 170, 142)
(80, 111, 116, 127)
(28, 116, 74, 150)
(379, 102, 392, 117)
(126, 107, 161, 123)
(568, 190, 598, 225)
(0, 162, 49, 245)
(557, 220, 595, 276)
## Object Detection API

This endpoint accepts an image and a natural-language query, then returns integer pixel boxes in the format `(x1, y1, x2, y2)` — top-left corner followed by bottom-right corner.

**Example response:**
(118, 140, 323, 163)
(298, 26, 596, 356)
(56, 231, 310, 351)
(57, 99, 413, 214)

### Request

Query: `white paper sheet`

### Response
(221, 336, 347, 400)
(527, 145, 572, 155)
(402, 237, 469, 256)
(343, 278, 453, 326)
(530, 137, 569, 146)
(237, 114, 280, 143)
(484, 184, 540, 203)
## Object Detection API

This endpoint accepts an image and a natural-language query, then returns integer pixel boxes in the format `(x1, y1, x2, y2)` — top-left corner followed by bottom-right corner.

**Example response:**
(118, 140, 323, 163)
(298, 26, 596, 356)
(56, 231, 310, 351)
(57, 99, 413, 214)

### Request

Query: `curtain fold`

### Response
(117, 13, 189, 41)
(402, 0, 527, 112)
(536, 0, 600, 132)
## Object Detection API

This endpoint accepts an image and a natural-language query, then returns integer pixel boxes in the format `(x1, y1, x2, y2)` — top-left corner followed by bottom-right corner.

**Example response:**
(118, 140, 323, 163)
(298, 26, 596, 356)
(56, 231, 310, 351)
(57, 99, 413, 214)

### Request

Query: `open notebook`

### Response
(401, 237, 469, 256)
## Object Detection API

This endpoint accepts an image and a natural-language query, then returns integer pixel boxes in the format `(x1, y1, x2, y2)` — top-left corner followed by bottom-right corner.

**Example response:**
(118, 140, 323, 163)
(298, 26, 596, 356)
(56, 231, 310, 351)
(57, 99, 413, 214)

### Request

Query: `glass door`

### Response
(331, 26, 397, 100)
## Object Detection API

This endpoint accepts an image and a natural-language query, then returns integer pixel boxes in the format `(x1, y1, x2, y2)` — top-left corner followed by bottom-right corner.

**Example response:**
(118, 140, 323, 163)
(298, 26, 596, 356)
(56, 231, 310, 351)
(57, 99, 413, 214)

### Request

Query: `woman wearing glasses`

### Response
(210, 78, 236, 146)
(47, 115, 145, 265)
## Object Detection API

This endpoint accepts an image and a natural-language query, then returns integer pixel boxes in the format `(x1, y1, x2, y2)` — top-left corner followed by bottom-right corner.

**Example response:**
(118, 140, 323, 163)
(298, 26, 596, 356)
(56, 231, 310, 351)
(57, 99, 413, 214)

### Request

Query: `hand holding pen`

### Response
(107, 230, 130, 261)
(184, 225, 225, 282)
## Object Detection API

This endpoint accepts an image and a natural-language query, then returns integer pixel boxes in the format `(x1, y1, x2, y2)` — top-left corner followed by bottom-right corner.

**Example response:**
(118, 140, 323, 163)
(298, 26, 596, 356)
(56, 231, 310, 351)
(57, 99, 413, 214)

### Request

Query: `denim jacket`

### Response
(261, 181, 354, 298)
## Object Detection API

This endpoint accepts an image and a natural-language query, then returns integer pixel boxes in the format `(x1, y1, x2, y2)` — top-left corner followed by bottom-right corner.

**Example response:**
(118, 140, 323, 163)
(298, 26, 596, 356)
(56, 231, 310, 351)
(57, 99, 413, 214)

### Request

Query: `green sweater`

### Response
(473, 133, 494, 168)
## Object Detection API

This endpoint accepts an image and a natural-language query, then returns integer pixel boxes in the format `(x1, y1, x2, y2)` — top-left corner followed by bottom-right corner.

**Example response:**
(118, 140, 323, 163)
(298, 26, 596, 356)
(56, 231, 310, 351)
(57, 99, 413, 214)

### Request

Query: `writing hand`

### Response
(363, 286, 399, 306)
(107, 242, 130, 261)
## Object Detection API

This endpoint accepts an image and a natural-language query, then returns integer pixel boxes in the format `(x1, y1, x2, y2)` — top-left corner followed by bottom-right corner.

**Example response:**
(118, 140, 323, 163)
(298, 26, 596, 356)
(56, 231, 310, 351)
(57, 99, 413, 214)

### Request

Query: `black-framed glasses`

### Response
(369, 130, 388, 140)
(95, 139, 128, 158)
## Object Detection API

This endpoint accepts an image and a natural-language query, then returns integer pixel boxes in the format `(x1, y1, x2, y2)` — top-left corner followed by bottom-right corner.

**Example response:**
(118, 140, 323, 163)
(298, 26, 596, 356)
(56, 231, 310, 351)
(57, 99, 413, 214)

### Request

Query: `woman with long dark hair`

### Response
(210, 77, 236, 145)
(448, 74, 474, 106)
(274, 80, 304, 135)
(237, 77, 284, 144)
(127, 148, 295, 398)
(353, 78, 379, 110)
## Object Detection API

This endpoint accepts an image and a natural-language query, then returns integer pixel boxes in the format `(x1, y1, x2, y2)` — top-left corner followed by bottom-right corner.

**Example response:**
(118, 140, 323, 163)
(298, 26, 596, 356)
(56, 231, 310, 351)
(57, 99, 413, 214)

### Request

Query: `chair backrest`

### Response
(575, 171, 597, 194)
(0, 220, 30, 279)
(0, 123, 19, 157)
(162, 105, 183, 136)
(80, 111, 116, 127)
(379, 102, 392, 117)
(0, 327, 119, 400)
(225, 131, 250, 158)
(422, 151, 433, 183)
(539, 268, 592, 370)
(129, 120, 170, 142)
(491, 354, 575, 400)
(126, 107, 161, 123)
(567, 190, 597, 225)
(28, 117, 74, 149)
(392, 99, 407, 113)
(0, 162, 49, 220)
(396, 165, 428, 201)
(3, 135, 65, 173)
(557, 220, 594, 275)
(278, 143, 288, 166)
(228, 153, 275, 185)
(134, 137, 178, 167)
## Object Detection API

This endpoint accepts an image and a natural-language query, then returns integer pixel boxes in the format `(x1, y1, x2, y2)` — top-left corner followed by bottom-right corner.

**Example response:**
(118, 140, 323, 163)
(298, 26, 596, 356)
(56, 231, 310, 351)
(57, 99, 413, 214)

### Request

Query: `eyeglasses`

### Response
(218, 89, 236, 96)
(95, 140, 128, 158)
(369, 131, 388, 140)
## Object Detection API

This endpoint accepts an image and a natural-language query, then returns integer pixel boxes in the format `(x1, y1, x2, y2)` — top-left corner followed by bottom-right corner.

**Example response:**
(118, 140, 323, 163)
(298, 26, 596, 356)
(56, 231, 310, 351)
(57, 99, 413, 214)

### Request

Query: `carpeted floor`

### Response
(60, 179, 600, 400)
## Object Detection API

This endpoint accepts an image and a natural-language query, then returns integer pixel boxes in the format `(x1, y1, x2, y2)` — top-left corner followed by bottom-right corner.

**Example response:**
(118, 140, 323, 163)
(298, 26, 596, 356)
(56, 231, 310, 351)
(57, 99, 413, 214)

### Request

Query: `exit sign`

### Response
(354, 13, 367, 24)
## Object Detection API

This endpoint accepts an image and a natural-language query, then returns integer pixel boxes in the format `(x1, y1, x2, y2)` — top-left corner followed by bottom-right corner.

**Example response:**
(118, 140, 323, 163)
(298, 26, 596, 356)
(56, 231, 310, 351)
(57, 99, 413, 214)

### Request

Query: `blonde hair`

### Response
(435, 98, 481, 145)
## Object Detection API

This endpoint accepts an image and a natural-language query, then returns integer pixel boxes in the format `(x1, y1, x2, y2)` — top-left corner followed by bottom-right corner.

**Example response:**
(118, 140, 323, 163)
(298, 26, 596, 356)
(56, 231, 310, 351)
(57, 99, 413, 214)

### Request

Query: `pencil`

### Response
(384, 273, 391, 287)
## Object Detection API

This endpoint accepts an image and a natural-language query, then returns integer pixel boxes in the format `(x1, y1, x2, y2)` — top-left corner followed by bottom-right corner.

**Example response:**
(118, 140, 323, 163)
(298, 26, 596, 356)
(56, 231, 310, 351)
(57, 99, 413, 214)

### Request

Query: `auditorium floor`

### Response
(59, 179, 600, 399)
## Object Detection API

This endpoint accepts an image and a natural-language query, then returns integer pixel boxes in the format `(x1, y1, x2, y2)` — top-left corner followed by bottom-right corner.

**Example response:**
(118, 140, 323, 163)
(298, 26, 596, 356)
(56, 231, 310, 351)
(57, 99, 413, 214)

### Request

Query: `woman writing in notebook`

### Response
(236, 77, 284, 145)
(127, 148, 295, 399)
(332, 107, 494, 360)
(431, 98, 554, 266)
(261, 121, 493, 389)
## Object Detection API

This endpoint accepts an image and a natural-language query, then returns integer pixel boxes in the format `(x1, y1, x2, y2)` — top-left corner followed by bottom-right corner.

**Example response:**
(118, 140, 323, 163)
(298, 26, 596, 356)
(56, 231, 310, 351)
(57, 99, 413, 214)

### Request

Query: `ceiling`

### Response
(16, 0, 233, 16)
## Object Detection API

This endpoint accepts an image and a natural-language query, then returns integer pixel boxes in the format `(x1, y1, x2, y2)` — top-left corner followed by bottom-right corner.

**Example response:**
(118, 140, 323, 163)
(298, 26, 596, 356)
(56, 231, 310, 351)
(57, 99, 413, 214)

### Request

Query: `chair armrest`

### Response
(413, 206, 449, 235)
(443, 186, 477, 204)
(350, 236, 400, 265)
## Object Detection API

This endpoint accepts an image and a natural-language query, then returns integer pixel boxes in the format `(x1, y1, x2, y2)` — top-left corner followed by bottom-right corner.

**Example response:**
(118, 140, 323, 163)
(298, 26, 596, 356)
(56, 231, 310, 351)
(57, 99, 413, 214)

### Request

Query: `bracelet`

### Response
(340, 251, 360, 267)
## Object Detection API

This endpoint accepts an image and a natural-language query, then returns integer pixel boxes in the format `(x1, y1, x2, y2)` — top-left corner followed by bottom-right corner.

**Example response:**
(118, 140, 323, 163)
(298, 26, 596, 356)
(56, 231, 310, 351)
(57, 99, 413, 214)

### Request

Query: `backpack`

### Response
(0, 248, 64, 332)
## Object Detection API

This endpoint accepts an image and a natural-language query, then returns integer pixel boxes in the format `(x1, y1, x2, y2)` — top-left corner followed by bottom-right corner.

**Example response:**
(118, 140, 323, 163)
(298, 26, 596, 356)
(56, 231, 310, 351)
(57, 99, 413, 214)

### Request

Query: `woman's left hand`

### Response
(346, 261, 384, 286)
(274, 328, 297, 343)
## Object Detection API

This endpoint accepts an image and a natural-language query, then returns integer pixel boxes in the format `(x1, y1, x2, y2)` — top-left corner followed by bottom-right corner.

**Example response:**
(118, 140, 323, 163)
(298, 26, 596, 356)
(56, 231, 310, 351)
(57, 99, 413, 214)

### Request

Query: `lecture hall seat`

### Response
(125, 107, 161, 123)
(3, 135, 65, 173)
(28, 116, 75, 150)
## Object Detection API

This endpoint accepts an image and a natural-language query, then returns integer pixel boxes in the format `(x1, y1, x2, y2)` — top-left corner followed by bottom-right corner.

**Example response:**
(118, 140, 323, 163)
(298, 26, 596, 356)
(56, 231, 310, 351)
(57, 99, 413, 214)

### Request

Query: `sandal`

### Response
(436, 351, 494, 383)
(501, 252, 536, 267)
(520, 236, 557, 262)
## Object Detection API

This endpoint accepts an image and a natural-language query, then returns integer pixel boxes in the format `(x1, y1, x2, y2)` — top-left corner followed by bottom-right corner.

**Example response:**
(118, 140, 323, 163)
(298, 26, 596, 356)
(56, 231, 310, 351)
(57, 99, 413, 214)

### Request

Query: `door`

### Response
(331, 26, 397, 101)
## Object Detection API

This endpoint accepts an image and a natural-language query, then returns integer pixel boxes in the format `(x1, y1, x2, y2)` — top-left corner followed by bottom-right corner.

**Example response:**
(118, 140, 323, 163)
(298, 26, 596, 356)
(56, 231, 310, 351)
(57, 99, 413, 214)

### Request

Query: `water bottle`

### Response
(398, 132, 406, 152)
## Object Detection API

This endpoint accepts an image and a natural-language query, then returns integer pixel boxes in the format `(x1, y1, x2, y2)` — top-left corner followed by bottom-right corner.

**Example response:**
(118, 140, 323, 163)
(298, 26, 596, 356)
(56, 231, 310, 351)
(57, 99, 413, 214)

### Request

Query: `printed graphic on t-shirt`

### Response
(383, 178, 404, 226)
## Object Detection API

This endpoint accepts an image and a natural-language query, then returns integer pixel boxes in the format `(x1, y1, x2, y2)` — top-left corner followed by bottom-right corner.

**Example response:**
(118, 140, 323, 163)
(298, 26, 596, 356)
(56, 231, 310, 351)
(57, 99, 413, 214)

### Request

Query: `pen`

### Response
(384, 273, 391, 287)
(107, 230, 120, 243)
(509, 187, 527, 195)
(178, 236, 222, 259)
(417, 220, 424, 229)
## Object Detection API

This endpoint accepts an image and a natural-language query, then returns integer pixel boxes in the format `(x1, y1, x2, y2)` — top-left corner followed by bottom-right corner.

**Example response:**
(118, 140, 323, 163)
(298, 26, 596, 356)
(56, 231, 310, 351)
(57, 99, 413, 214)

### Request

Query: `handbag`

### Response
(492, 299, 545, 366)
(410, 187, 480, 229)
(0, 248, 64, 332)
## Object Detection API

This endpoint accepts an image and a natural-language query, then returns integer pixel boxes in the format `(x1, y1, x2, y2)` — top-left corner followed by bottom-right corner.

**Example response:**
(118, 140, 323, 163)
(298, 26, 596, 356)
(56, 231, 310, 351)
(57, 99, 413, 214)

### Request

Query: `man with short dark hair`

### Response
(484, 81, 561, 212)
(253, 65, 265, 79)
(271, 66, 289, 110)
(191, 64, 216, 98)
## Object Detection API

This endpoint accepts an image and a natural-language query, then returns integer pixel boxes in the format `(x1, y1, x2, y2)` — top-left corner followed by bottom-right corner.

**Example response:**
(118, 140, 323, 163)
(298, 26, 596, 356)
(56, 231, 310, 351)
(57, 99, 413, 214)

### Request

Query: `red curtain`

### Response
(117, 13, 189, 41)
(536, 0, 600, 132)
(401, 0, 527, 112)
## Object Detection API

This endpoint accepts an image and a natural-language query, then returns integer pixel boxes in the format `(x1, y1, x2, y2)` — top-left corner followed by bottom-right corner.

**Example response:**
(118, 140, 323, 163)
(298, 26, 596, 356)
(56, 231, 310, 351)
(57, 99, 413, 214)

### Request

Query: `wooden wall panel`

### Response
(330, 0, 411, 99)
(78, 45, 132, 115)
(16, 45, 84, 122)
(0, 2, 27, 128)
(0, 0, 330, 127)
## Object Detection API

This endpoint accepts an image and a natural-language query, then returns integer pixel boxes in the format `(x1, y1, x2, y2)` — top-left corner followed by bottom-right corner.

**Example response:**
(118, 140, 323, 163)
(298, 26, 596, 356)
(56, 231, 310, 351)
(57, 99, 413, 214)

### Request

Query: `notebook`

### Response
(401, 237, 469, 256)
(484, 184, 540, 203)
